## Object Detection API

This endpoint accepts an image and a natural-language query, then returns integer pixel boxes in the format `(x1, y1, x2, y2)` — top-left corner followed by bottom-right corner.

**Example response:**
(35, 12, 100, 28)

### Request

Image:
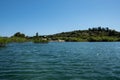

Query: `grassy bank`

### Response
(0, 37, 8, 47)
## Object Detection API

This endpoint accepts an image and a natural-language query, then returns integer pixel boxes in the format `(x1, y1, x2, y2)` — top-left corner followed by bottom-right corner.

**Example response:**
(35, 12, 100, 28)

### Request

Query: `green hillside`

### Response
(47, 27, 120, 42)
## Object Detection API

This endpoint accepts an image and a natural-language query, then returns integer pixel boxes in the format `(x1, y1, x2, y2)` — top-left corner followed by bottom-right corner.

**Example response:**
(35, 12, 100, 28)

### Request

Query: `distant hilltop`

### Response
(47, 27, 120, 42)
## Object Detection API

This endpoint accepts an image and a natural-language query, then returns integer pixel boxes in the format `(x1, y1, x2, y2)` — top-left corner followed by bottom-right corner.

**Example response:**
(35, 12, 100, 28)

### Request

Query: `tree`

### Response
(98, 26, 102, 31)
(106, 27, 109, 32)
(88, 28, 91, 31)
(13, 32, 25, 38)
(36, 32, 39, 37)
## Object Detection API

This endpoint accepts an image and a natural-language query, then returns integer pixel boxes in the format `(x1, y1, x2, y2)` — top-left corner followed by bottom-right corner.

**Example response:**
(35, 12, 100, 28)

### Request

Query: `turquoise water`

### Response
(0, 42, 120, 80)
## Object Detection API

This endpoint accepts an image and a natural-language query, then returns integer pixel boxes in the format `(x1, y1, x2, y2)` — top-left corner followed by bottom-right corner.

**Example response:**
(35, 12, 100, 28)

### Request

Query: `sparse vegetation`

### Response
(33, 38, 48, 43)
(0, 37, 8, 47)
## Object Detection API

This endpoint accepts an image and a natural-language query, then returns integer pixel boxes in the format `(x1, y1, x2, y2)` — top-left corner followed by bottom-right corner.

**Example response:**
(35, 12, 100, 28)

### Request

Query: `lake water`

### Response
(0, 42, 120, 80)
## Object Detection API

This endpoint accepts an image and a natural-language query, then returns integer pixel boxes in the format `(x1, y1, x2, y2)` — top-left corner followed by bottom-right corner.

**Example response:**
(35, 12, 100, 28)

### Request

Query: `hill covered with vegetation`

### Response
(1, 27, 120, 47)
(47, 27, 120, 42)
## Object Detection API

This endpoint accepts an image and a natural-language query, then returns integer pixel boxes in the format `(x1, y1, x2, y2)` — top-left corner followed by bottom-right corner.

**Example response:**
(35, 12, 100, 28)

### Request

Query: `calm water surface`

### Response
(0, 42, 120, 80)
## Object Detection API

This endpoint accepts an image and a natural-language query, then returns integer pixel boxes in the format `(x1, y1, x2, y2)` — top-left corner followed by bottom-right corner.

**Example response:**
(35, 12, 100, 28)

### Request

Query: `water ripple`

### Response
(0, 42, 120, 80)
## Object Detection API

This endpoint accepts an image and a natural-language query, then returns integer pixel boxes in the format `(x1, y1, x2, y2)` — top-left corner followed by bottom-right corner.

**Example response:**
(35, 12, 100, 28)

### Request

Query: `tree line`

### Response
(1, 27, 120, 47)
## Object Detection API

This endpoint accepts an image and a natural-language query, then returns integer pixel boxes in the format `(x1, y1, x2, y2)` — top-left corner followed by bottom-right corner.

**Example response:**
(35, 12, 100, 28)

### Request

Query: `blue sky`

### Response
(0, 0, 120, 36)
